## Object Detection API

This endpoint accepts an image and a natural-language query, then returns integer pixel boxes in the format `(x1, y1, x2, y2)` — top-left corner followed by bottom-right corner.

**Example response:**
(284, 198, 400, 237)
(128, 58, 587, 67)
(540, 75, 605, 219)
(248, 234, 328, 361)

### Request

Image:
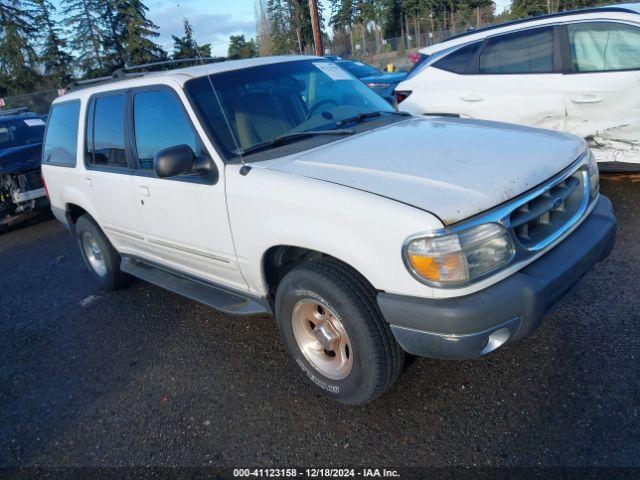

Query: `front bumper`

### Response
(378, 195, 617, 360)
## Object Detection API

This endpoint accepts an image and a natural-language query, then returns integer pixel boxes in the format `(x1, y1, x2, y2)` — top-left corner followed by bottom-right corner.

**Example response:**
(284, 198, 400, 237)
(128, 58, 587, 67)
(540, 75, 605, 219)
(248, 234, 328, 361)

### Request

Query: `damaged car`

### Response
(43, 56, 615, 405)
(0, 108, 49, 231)
(395, 3, 640, 170)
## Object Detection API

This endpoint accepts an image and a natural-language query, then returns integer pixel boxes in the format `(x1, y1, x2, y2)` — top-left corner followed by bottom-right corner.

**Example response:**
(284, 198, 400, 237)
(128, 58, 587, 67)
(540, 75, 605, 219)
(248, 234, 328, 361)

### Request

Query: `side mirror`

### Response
(153, 144, 196, 178)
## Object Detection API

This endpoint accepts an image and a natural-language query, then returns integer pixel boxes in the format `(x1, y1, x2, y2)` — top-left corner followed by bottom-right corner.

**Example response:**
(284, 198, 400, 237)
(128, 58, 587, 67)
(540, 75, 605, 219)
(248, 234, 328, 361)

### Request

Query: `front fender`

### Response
(226, 165, 444, 299)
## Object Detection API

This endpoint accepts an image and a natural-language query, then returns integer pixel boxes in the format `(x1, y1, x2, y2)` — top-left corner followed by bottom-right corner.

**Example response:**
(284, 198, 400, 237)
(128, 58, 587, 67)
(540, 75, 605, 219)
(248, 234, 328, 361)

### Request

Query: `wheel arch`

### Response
(261, 245, 375, 302)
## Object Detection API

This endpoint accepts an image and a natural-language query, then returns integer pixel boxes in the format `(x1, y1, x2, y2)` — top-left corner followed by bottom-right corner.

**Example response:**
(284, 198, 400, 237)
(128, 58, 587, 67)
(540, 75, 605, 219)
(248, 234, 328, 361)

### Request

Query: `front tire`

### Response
(75, 215, 129, 290)
(275, 259, 404, 405)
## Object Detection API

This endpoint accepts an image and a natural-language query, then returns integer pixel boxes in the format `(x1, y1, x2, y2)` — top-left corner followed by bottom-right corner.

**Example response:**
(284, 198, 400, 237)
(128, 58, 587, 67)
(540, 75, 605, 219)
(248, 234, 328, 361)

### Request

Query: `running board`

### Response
(120, 256, 270, 316)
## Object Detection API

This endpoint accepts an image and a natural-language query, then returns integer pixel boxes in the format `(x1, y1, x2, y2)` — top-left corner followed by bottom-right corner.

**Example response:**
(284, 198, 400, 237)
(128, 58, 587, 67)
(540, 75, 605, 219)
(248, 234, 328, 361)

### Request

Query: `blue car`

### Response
(332, 59, 407, 105)
(0, 108, 49, 230)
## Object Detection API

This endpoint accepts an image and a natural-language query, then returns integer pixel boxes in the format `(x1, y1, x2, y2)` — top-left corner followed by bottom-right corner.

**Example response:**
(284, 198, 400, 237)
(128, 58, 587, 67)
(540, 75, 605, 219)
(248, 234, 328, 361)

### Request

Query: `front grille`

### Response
(510, 170, 586, 249)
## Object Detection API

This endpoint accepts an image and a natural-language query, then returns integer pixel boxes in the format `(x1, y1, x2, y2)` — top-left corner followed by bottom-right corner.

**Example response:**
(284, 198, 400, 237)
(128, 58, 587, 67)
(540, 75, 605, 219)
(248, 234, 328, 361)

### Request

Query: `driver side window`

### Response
(133, 89, 201, 171)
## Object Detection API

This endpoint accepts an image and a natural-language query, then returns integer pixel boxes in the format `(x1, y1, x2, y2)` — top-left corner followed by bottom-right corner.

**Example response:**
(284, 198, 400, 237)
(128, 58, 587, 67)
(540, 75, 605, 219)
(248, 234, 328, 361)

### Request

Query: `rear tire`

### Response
(275, 258, 404, 405)
(75, 214, 130, 290)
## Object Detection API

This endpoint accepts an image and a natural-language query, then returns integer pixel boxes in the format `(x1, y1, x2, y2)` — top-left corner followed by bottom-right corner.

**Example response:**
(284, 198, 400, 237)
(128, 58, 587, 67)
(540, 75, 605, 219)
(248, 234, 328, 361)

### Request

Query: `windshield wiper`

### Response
(236, 129, 355, 156)
(335, 110, 411, 127)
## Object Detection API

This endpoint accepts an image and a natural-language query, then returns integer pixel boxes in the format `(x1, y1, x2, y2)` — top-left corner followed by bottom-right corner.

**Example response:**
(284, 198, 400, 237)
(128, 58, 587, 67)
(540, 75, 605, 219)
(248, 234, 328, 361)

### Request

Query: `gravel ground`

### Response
(0, 174, 638, 468)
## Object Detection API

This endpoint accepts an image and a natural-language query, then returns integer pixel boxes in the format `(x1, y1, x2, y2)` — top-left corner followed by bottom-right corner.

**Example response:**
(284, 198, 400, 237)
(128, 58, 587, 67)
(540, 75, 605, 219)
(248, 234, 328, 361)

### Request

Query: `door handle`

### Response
(460, 94, 484, 102)
(570, 94, 603, 104)
(138, 186, 150, 197)
(85, 177, 92, 187)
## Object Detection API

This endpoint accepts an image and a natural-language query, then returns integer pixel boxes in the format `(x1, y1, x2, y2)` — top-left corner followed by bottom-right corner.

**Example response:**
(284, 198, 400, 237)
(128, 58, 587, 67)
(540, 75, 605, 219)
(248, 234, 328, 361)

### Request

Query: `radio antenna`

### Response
(176, 3, 249, 173)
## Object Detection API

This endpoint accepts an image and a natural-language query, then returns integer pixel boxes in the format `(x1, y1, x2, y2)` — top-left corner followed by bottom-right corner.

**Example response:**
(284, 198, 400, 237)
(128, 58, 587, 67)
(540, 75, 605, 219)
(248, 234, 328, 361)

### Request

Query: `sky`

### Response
(45, 0, 513, 57)
(148, 0, 513, 56)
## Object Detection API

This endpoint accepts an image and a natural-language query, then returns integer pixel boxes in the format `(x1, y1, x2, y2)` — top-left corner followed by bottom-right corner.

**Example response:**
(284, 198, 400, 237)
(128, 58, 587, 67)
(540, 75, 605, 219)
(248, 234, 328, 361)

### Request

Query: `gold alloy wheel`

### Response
(291, 299, 353, 380)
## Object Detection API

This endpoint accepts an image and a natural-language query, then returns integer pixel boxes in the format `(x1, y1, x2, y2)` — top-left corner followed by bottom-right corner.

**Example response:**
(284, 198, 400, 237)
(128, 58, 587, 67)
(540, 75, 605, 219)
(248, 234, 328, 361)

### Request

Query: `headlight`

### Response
(586, 149, 599, 199)
(404, 223, 515, 287)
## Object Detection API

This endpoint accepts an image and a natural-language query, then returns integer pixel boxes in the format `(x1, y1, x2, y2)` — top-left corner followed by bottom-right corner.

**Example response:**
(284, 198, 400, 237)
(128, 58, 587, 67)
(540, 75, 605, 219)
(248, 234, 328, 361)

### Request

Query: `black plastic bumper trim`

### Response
(378, 195, 617, 358)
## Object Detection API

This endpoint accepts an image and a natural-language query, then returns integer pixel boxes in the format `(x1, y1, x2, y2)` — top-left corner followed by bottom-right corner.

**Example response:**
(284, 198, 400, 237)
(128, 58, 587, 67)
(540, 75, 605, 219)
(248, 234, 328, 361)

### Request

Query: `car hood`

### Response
(259, 117, 586, 225)
(361, 72, 407, 83)
(0, 144, 42, 174)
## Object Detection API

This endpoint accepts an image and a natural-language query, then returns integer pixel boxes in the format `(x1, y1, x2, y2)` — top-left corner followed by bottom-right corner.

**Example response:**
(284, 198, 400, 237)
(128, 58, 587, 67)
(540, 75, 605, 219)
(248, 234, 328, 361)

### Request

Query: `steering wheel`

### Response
(305, 99, 339, 121)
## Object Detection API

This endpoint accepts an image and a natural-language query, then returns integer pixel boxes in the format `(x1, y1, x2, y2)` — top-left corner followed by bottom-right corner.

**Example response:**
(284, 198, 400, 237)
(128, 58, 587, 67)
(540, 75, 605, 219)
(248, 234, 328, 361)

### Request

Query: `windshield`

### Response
(0, 118, 45, 150)
(337, 61, 380, 78)
(185, 59, 393, 158)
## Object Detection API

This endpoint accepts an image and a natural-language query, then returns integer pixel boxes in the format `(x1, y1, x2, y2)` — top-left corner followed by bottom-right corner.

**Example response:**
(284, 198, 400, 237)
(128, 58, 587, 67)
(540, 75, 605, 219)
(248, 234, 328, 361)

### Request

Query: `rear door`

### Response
(425, 26, 566, 130)
(129, 86, 246, 290)
(84, 91, 145, 253)
(561, 21, 640, 165)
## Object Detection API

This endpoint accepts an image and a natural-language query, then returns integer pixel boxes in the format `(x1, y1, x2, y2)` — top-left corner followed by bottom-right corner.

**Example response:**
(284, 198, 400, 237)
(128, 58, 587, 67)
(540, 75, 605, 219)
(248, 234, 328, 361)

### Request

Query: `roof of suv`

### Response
(56, 55, 313, 103)
(421, 2, 640, 55)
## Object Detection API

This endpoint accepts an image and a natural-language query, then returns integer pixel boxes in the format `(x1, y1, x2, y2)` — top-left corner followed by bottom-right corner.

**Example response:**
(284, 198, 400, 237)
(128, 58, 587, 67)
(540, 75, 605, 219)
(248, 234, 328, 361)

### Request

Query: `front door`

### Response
(129, 87, 246, 291)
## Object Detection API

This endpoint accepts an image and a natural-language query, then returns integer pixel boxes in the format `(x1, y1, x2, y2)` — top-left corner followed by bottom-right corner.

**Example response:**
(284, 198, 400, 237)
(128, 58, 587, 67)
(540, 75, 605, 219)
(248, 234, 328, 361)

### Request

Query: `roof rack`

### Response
(0, 107, 31, 116)
(119, 56, 226, 74)
(65, 57, 226, 93)
(444, 5, 640, 42)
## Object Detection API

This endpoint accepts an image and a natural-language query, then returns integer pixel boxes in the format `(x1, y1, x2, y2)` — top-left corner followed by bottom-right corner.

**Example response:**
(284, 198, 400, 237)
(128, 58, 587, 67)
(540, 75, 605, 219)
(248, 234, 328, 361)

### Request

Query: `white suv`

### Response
(42, 56, 616, 404)
(396, 3, 640, 170)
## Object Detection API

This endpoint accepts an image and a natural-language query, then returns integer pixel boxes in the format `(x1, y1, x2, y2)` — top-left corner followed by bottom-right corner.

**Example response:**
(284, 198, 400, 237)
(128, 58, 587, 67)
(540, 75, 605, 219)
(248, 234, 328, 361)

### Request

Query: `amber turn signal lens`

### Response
(407, 252, 466, 283)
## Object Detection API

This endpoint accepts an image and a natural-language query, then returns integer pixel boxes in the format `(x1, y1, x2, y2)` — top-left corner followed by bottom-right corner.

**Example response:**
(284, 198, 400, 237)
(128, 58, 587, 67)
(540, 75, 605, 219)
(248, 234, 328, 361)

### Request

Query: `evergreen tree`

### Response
(64, 0, 106, 76)
(0, 0, 40, 95)
(227, 34, 258, 59)
(102, 0, 127, 70)
(266, 0, 297, 54)
(34, 0, 73, 85)
(510, 0, 546, 17)
(112, 0, 167, 66)
(172, 19, 211, 60)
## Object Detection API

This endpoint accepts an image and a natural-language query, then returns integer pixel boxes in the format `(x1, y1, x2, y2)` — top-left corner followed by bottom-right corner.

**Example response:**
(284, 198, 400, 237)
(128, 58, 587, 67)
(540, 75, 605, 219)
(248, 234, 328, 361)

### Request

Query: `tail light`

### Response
(394, 90, 412, 104)
(41, 174, 49, 200)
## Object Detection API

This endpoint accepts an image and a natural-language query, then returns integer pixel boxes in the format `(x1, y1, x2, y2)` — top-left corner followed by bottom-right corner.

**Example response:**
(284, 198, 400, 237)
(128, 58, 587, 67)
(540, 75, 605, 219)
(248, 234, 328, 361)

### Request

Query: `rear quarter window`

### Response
(42, 101, 81, 167)
(479, 27, 554, 74)
(433, 43, 481, 74)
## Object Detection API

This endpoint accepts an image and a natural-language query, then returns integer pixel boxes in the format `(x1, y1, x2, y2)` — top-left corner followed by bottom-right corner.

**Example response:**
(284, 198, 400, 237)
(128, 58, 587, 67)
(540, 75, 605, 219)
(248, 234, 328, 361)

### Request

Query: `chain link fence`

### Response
(325, 27, 485, 71)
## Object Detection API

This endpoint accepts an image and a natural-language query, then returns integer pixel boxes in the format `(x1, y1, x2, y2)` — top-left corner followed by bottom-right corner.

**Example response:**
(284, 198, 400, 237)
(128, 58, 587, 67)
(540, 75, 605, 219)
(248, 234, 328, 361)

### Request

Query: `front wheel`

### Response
(275, 259, 404, 405)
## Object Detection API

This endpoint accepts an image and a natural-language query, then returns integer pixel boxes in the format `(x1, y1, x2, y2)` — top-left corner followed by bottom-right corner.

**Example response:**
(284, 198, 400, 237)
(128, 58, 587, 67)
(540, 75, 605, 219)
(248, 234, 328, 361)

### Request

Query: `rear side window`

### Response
(434, 43, 481, 74)
(568, 22, 640, 72)
(42, 101, 80, 167)
(479, 27, 554, 74)
(133, 89, 199, 171)
(87, 93, 127, 168)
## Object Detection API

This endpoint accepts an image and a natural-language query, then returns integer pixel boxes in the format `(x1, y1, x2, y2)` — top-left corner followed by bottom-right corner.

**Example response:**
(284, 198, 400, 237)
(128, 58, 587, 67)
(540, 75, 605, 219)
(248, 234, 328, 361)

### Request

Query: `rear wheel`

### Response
(75, 215, 129, 290)
(275, 259, 404, 405)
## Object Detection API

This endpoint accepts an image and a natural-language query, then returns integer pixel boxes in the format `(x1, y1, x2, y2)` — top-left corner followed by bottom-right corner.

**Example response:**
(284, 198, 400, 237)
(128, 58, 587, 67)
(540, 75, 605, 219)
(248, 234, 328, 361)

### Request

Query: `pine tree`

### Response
(266, 0, 297, 54)
(0, 0, 40, 95)
(64, 0, 107, 77)
(510, 0, 546, 17)
(112, 0, 167, 66)
(34, 0, 73, 85)
(172, 19, 211, 60)
(102, 0, 127, 70)
(227, 34, 258, 59)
